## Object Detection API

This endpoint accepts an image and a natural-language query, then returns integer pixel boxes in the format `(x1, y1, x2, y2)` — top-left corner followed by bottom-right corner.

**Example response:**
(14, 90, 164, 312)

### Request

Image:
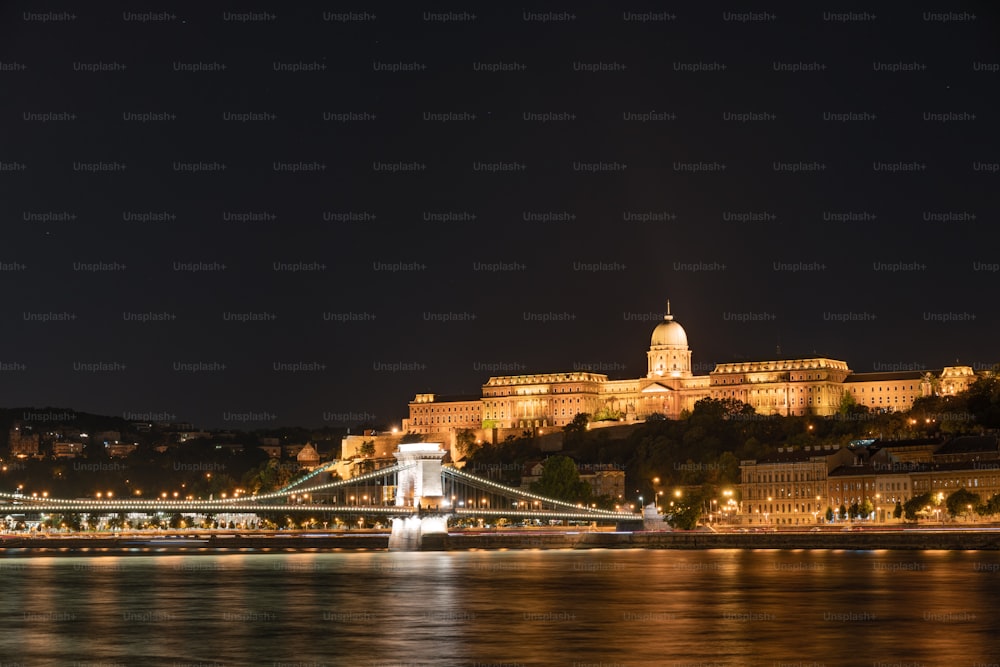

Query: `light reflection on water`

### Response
(1, 549, 999, 666)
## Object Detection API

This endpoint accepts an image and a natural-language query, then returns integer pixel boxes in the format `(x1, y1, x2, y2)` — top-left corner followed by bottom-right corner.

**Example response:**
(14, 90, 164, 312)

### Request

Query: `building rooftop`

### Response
(872, 437, 943, 448)
(713, 357, 850, 373)
(831, 458, 1000, 477)
(829, 464, 882, 477)
(410, 393, 481, 404)
(747, 447, 843, 464)
(935, 435, 999, 457)
(844, 371, 926, 383)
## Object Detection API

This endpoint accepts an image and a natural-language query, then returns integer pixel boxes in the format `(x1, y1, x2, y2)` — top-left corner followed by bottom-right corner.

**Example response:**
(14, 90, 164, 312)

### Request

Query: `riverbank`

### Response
(5, 528, 1000, 554)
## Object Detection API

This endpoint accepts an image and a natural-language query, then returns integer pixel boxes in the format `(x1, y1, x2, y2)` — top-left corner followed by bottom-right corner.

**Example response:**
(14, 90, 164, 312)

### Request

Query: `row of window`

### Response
(830, 496, 905, 507)
(410, 415, 479, 426)
(850, 385, 919, 393)
(914, 477, 994, 489)
(718, 372, 833, 385)
(743, 488, 820, 500)
(746, 503, 822, 514)
(745, 470, 823, 483)
(411, 406, 480, 414)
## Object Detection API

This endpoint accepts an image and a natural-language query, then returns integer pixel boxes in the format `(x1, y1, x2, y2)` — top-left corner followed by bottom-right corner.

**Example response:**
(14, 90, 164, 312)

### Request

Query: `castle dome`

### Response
(650, 302, 688, 348)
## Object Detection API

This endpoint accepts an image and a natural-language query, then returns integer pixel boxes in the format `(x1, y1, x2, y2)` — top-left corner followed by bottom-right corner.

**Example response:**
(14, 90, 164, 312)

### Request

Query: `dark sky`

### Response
(2, 2, 998, 429)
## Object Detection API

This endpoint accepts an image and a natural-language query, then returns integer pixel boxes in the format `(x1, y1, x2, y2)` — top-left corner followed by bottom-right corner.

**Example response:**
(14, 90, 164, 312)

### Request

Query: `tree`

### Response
(848, 502, 860, 520)
(529, 455, 592, 503)
(903, 492, 935, 521)
(966, 376, 1000, 428)
(980, 493, 1000, 517)
(893, 501, 903, 519)
(358, 440, 375, 458)
(243, 458, 294, 494)
(838, 390, 858, 415)
(838, 504, 847, 521)
(454, 429, 479, 458)
(825, 507, 834, 522)
(563, 413, 590, 444)
(945, 488, 981, 519)
(667, 502, 702, 530)
(691, 397, 756, 421)
(44, 513, 80, 531)
(592, 407, 622, 422)
(860, 498, 874, 520)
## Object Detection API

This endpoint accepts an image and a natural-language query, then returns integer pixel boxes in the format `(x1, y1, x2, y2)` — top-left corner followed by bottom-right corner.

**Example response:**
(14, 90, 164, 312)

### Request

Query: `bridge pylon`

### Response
(388, 443, 450, 550)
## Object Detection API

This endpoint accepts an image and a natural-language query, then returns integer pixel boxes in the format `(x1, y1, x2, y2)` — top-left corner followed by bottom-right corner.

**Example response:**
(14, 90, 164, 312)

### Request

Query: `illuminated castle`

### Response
(402, 302, 977, 443)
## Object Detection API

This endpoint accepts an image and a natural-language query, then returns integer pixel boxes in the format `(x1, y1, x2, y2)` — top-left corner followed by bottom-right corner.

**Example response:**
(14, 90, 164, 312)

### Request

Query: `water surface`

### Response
(1, 549, 998, 666)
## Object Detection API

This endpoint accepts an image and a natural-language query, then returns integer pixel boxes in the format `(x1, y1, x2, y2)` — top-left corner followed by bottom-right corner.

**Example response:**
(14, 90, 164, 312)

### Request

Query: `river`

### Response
(1, 549, 998, 666)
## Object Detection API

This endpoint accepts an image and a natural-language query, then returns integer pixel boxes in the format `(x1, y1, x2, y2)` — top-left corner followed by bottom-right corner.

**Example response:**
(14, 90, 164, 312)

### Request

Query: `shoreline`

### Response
(5, 529, 1000, 555)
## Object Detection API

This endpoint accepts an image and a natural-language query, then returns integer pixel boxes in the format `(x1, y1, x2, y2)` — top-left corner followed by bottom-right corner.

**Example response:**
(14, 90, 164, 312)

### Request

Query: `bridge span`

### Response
(1, 443, 639, 549)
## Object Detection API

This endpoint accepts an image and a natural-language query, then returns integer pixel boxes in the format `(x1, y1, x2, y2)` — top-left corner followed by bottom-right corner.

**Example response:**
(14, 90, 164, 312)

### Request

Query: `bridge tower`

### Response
(389, 443, 450, 551)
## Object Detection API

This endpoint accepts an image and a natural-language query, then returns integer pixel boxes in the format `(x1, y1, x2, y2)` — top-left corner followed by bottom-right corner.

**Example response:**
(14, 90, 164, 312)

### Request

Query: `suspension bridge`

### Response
(0, 443, 640, 549)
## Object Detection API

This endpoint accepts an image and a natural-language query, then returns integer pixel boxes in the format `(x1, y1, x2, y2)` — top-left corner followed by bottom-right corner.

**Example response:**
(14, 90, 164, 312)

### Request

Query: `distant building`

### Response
(741, 436, 1000, 525)
(106, 442, 138, 458)
(402, 301, 980, 445)
(176, 431, 210, 443)
(519, 461, 545, 488)
(52, 441, 85, 459)
(873, 438, 942, 464)
(297, 443, 321, 470)
(579, 464, 626, 500)
(741, 446, 855, 526)
(519, 459, 625, 500)
(8, 423, 40, 458)
(932, 435, 1000, 464)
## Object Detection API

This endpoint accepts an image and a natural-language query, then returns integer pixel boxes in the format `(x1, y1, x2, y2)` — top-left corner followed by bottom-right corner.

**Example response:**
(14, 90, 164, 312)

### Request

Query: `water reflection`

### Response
(0, 549, 998, 665)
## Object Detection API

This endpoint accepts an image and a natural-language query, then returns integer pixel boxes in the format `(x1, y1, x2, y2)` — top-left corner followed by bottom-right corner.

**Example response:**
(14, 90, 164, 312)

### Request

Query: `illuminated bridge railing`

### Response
(2, 503, 417, 514)
(440, 467, 633, 519)
(235, 463, 412, 503)
(452, 508, 637, 521)
(0, 463, 639, 522)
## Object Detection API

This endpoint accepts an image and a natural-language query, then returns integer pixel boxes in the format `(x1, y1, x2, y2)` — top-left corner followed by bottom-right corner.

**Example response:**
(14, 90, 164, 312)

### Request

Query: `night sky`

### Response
(2, 2, 997, 429)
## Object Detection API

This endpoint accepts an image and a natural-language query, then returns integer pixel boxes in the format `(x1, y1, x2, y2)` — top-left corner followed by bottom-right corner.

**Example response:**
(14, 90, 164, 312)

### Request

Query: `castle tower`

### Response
(646, 300, 693, 379)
